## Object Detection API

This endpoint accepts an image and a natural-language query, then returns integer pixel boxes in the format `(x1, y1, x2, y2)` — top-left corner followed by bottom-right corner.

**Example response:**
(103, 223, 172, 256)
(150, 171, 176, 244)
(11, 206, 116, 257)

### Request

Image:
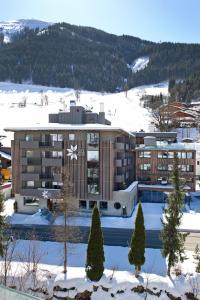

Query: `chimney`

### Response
(100, 102, 104, 112)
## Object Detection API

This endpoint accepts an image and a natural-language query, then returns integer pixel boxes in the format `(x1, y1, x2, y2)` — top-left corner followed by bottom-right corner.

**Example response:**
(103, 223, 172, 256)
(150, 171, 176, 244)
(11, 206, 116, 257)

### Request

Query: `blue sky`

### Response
(1, 0, 200, 43)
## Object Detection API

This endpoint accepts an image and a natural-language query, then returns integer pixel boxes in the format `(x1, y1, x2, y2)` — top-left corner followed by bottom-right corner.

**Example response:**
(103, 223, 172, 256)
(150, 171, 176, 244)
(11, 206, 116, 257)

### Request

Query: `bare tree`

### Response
(0, 235, 18, 286)
(54, 168, 81, 277)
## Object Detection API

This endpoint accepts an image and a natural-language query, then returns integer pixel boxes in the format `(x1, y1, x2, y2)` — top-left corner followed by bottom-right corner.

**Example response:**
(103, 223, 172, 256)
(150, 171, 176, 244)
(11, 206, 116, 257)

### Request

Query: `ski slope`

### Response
(0, 81, 168, 146)
(130, 56, 150, 73)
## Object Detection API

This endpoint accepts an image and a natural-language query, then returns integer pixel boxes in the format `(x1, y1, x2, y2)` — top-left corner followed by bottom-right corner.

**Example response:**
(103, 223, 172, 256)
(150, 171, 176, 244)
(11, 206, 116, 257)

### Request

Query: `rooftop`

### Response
(4, 123, 134, 136)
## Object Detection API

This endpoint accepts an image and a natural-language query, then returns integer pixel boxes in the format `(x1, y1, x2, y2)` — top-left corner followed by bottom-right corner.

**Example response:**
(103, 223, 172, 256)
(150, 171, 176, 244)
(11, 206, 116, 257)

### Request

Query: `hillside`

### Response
(0, 21, 200, 91)
(0, 81, 168, 146)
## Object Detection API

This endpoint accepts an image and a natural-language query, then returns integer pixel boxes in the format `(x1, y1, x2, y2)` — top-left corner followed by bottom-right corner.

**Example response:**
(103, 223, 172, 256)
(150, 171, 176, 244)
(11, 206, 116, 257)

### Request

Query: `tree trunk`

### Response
(167, 263, 171, 276)
(135, 266, 140, 277)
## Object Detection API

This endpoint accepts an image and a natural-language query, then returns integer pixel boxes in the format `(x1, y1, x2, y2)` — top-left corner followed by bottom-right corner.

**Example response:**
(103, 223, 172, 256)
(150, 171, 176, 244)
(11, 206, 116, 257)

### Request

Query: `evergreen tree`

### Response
(193, 244, 200, 273)
(86, 205, 105, 281)
(160, 153, 187, 276)
(0, 189, 6, 256)
(128, 202, 145, 277)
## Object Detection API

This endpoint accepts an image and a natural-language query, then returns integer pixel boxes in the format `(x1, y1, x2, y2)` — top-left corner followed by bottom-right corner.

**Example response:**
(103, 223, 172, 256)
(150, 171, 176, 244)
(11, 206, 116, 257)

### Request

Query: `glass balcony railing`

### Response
(0, 284, 42, 300)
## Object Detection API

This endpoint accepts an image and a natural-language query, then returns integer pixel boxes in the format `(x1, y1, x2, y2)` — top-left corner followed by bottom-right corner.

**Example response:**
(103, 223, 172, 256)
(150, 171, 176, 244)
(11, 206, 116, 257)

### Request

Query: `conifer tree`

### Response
(128, 202, 145, 277)
(85, 205, 105, 281)
(0, 189, 6, 256)
(193, 244, 200, 273)
(160, 153, 187, 276)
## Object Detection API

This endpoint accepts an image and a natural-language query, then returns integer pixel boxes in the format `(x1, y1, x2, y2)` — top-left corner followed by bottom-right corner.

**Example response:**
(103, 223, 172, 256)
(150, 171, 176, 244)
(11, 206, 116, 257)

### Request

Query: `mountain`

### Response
(0, 19, 52, 43)
(0, 20, 200, 92)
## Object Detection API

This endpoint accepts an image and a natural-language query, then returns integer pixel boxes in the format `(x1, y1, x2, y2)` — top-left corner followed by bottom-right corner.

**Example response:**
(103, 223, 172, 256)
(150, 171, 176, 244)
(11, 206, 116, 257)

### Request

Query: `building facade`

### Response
(6, 106, 137, 216)
(135, 136, 196, 202)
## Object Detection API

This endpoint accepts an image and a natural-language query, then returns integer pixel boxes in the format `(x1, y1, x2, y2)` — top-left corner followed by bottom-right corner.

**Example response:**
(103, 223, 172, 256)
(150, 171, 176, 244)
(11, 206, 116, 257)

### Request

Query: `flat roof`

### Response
(4, 123, 135, 137)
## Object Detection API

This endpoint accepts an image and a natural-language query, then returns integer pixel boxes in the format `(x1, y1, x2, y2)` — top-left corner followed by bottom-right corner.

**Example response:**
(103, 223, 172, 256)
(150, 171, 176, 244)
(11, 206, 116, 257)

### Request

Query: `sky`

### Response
(1, 0, 200, 43)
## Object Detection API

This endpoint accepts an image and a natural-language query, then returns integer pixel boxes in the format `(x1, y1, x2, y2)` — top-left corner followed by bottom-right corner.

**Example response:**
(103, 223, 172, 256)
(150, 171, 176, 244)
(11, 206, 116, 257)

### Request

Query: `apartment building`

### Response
(5, 105, 137, 216)
(135, 136, 196, 202)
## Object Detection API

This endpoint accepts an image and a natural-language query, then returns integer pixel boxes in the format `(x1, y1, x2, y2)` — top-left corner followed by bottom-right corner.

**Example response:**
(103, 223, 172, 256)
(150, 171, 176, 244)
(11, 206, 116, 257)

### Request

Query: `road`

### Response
(7, 224, 198, 249)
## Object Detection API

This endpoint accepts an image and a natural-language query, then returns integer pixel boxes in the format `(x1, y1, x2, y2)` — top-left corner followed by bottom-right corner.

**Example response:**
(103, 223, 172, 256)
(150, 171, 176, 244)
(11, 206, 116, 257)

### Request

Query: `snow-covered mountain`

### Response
(0, 19, 52, 43)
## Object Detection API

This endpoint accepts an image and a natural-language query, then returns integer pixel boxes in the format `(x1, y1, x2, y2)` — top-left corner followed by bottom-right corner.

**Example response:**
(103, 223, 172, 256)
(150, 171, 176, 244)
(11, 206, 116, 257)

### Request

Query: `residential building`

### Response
(5, 105, 137, 216)
(132, 131, 177, 146)
(135, 136, 196, 203)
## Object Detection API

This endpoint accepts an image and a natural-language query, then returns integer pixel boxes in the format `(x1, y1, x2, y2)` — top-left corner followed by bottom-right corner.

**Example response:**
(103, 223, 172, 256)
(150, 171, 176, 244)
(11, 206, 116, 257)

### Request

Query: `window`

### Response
(42, 181, 46, 188)
(88, 184, 99, 194)
(79, 200, 87, 209)
(168, 164, 173, 171)
(89, 201, 97, 209)
(27, 166, 34, 173)
(87, 132, 99, 145)
(140, 164, 151, 171)
(25, 134, 33, 141)
(198, 161, 200, 166)
(100, 201, 108, 210)
(187, 152, 193, 159)
(157, 164, 168, 171)
(88, 168, 98, 178)
(26, 150, 33, 158)
(114, 202, 121, 210)
(139, 151, 151, 158)
(87, 151, 99, 162)
(158, 152, 168, 158)
(168, 152, 174, 158)
(51, 134, 63, 141)
(182, 152, 187, 159)
(52, 151, 63, 158)
(52, 181, 63, 188)
(69, 133, 75, 141)
(24, 197, 39, 206)
(27, 181, 34, 187)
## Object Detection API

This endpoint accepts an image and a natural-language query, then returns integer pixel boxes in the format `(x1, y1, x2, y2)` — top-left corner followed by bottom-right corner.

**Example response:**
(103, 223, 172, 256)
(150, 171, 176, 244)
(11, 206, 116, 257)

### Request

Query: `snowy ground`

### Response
(0, 81, 168, 146)
(5, 197, 200, 231)
(0, 239, 199, 299)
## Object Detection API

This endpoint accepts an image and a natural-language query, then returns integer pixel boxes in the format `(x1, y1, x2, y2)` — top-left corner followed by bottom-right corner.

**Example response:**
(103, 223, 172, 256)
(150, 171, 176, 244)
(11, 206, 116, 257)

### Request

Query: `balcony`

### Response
(39, 141, 63, 148)
(20, 140, 39, 149)
(21, 173, 39, 181)
(21, 188, 61, 198)
(21, 157, 41, 165)
(39, 173, 53, 180)
(42, 157, 63, 166)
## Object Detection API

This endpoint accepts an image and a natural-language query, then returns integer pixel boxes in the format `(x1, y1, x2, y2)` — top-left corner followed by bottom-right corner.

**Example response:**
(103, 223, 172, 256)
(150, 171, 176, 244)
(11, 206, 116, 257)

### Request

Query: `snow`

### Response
(0, 81, 168, 146)
(7, 197, 200, 232)
(0, 19, 52, 43)
(129, 56, 150, 73)
(0, 239, 199, 299)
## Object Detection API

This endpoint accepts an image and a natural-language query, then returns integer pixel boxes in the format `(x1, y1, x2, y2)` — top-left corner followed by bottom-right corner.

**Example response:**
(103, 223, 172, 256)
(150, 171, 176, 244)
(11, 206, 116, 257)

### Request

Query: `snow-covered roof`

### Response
(4, 123, 134, 136)
(0, 151, 11, 160)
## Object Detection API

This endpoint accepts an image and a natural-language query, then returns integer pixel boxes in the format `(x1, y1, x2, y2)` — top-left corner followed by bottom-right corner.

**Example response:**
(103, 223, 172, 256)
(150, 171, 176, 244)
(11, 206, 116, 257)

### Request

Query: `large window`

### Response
(24, 197, 39, 206)
(187, 152, 193, 159)
(139, 164, 151, 171)
(25, 134, 33, 141)
(26, 181, 34, 187)
(157, 164, 168, 171)
(87, 151, 99, 162)
(138, 151, 151, 158)
(87, 132, 100, 195)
